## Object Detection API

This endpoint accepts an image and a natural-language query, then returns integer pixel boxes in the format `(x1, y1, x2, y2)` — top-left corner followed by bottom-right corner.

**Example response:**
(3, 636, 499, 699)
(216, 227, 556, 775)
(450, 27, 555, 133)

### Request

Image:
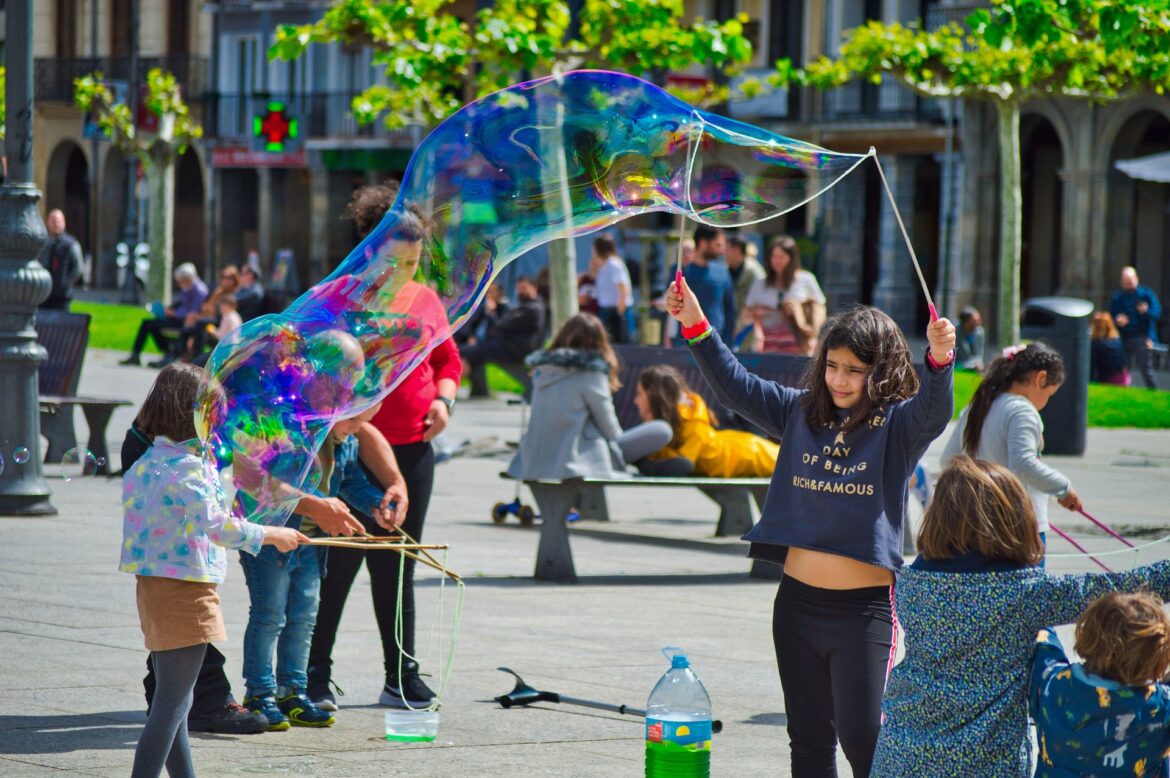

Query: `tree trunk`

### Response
(147, 150, 175, 305)
(996, 100, 1022, 346)
(544, 93, 579, 335)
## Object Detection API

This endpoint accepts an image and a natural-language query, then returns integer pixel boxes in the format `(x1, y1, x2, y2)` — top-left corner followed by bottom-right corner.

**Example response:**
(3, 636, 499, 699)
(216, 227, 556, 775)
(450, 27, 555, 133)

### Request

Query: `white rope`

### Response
(871, 148, 938, 319)
(393, 543, 466, 713)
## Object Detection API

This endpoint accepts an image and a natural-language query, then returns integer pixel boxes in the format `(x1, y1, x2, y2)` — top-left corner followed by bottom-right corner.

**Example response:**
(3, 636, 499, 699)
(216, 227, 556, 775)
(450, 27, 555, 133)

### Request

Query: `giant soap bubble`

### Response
(197, 69, 869, 526)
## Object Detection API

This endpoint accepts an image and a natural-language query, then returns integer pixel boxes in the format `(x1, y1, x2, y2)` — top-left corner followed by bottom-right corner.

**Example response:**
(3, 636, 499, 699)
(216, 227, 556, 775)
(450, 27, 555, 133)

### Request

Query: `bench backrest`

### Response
(35, 310, 91, 396)
(612, 344, 808, 433)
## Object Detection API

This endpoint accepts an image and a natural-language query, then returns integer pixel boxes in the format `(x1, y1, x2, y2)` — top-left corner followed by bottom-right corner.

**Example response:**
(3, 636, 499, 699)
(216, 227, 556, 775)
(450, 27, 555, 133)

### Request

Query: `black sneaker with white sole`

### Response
(379, 662, 436, 708)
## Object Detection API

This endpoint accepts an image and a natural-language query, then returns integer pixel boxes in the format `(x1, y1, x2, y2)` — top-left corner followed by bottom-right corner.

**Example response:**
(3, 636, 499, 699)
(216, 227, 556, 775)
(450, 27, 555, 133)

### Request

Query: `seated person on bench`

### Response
(507, 313, 686, 481)
(460, 276, 546, 397)
(635, 365, 779, 478)
(120, 262, 208, 367)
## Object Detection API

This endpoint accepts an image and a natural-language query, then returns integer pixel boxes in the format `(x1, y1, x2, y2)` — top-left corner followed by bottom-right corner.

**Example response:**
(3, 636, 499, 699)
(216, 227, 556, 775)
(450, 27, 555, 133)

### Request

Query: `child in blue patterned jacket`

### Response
(872, 457, 1170, 777)
(121, 363, 307, 778)
(1031, 591, 1170, 777)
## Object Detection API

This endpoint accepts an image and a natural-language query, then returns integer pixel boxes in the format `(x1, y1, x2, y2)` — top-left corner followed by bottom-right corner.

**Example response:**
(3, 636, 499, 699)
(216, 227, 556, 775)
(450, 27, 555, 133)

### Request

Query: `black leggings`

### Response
(309, 441, 434, 681)
(773, 576, 896, 777)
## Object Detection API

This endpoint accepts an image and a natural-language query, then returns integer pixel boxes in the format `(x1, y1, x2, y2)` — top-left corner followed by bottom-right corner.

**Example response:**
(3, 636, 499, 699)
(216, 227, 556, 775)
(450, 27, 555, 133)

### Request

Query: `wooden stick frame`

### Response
(304, 532, 462, 582)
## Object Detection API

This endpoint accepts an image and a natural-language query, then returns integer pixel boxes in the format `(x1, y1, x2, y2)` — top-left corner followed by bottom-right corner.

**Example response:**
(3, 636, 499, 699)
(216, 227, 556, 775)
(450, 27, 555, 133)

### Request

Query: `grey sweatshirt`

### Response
(942, 393, 1069, 532)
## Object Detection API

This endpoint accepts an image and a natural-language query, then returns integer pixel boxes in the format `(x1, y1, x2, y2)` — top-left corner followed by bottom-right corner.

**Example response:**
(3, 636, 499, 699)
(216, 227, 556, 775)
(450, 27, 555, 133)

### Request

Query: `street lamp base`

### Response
(0, 494, 59, 516)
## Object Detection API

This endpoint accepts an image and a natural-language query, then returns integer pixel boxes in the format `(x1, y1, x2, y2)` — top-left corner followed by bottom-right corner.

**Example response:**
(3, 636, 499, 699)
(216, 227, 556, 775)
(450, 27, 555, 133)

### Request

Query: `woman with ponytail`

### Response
(941, 342, 1082, 548)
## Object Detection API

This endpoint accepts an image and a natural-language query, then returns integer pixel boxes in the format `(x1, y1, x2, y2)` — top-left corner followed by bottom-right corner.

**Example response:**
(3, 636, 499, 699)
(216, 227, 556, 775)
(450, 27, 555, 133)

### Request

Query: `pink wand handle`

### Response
(928, 304, 938, 323)
(1077, 509, 1136, 548)
(1049, 524, 1113, 572)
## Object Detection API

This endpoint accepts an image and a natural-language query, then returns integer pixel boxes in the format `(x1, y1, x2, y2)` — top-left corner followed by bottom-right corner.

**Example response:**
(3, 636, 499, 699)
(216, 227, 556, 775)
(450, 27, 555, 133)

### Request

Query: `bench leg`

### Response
(699, 487, 756, 537)
(577, 484, 609, 522)
(40, 407, 78, 464)
(79, 405, 119, 476)
(529, 483, 582, 583)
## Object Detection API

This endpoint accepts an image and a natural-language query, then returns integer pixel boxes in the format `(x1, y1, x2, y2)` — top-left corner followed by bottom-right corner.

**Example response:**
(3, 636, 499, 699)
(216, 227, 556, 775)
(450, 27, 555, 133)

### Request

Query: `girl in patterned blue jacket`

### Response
(1031, 592, 1170, 777)
(872, 457, 1170, 777)
(667, 280, 956, 777)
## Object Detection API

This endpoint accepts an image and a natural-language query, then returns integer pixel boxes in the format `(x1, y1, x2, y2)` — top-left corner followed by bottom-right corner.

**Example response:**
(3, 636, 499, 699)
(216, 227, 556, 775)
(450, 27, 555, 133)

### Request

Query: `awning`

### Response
(1114, 150, 1170, 183)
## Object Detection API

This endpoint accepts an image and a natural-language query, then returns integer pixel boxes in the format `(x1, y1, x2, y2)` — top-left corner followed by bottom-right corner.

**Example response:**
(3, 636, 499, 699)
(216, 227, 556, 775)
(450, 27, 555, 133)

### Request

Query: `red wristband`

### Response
(927, 349, 955, 369)
(680, 319, 710, 339)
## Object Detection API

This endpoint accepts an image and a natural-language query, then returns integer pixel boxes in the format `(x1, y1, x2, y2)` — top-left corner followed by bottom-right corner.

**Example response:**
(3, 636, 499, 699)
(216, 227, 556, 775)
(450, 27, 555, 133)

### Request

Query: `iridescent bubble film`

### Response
(12, 447, 30, 464)
(197, 69, 868, 526)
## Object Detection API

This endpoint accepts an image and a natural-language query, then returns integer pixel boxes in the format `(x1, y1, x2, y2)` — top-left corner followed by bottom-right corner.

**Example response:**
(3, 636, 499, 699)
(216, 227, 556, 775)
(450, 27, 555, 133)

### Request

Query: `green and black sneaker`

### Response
(276, 690, 335, 727)
(242, 694, 291, 732)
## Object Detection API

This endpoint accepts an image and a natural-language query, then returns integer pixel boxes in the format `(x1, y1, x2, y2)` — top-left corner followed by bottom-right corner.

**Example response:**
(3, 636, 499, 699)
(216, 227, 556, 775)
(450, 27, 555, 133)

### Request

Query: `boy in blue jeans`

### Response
(241, 401, 405, 729)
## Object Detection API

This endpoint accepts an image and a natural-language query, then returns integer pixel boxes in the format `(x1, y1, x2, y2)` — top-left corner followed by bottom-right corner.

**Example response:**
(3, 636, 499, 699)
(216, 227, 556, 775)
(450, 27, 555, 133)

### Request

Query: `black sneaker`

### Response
(119, 354, 141, 366)
(188, 700, 268, 734)
(307, 679, 343, 712)
(379, 662, 436, 708)
(276, 690, 335, 727)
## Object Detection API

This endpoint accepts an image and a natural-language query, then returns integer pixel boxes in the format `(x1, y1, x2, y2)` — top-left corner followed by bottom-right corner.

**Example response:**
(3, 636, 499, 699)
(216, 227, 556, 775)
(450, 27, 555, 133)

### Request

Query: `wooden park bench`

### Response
(508, 344, 808, 583)
(36, 310, 133, 476)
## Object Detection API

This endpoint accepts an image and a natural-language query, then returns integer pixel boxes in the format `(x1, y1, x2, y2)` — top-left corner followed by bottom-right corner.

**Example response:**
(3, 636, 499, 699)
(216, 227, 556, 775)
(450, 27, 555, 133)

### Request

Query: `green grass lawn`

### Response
(72, 300, 161, 354)
(954, 369, 1170, 428)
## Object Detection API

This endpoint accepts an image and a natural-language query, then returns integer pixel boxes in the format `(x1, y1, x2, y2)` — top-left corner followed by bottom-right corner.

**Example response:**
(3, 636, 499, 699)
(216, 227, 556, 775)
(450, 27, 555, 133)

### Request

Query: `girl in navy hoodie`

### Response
(666, 281, 955, 776)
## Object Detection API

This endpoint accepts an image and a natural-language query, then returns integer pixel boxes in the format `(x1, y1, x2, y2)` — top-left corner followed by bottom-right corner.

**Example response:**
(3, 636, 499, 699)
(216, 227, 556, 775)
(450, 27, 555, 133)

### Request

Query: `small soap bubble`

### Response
(60, 447, 98, 482)
(12, 447, 30, 464)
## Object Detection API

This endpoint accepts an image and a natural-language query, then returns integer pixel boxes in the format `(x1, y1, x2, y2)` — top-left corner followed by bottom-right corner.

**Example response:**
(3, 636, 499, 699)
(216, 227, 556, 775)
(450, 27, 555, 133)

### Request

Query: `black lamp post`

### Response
(0, 0, 57, 515)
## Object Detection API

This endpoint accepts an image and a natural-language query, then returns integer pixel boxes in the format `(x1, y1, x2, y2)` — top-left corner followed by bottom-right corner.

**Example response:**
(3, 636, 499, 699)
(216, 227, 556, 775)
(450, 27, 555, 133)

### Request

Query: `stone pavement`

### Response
(1, 347, 1168, 776)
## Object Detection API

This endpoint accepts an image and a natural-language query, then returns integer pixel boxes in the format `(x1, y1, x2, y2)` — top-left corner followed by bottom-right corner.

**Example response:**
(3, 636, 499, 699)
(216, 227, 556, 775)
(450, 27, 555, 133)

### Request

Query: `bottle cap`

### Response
(671, 654, 689, 669)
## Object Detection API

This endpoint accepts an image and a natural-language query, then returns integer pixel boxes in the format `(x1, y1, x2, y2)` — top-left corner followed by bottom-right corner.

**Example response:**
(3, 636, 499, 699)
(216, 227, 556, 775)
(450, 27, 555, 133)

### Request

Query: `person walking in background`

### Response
(38, 208, 84, 311)
(725, 234, 766, 350)
(460, 275, 546, 396)
(1090, 311, 1130, 386)
(675, 225, 736, 345)
(1110, 266, 1162, 389)
(592, 233, 634, 344)
(742, 235, 826, 356)
(955, 306, 986, 370)
(120, 263, 208, 368)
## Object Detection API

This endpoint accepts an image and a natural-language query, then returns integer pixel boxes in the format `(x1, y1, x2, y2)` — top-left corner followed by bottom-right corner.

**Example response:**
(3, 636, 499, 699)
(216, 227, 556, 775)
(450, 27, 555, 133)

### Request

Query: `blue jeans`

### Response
(239, 544, 321, 697)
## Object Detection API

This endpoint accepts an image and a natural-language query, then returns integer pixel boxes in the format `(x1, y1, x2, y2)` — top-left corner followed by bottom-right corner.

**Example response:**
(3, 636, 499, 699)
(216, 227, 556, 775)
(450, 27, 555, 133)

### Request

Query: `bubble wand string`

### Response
(871, 148, 938, 322)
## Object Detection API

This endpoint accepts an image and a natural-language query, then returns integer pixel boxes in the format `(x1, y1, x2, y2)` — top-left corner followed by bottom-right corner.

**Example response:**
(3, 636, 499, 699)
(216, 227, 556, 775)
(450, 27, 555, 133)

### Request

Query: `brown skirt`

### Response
(136, 576, 227, 652)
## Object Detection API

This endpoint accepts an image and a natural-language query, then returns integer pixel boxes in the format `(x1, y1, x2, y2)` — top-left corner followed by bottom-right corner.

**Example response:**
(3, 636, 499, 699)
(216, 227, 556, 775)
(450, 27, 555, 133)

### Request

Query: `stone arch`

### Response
(45, 140, 90, 257)
(1102, 109, 1170, 324)
(1019, 114, 1065, 299)
(173, 147, 207, 277)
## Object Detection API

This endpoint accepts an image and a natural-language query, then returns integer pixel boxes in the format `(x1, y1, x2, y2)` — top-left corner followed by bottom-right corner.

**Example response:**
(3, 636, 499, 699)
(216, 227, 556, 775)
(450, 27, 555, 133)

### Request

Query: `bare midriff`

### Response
(783, 547, 894, 589)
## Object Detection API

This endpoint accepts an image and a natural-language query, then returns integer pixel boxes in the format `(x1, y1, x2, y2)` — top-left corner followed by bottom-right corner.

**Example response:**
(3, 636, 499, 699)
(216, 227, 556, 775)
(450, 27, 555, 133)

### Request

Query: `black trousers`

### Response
(773, 576, 895, 778)
(309, 441, 435, 682)
(130, 316, 182, 356)
(1123, 336, 1158, 388)
(144, 643, 232, 715)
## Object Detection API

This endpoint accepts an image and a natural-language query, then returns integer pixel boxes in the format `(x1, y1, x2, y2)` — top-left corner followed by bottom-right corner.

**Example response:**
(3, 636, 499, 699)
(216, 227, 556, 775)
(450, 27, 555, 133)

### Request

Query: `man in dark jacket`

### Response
(38, 209, 84, 310)
(1110, 265, 1162, 389)
(459, 275, 546, 396)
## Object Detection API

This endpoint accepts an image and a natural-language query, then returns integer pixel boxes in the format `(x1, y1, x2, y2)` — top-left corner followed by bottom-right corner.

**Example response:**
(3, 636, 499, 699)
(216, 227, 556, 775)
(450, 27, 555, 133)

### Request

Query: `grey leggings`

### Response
(132, 643, 206, 778)
(616, 420, 673, 464)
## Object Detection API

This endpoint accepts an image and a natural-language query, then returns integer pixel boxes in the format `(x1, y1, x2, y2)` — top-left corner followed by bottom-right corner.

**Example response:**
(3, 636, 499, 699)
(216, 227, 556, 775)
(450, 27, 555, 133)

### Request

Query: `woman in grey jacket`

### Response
(506, 314, 683, 480)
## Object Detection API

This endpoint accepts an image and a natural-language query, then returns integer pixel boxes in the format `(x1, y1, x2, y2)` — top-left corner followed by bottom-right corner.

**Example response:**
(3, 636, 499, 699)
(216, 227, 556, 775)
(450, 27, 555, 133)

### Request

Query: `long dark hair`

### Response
(962, 342, 1065, 456)
(638, 365, 689, 444)
(137, 363, 221, 443)
(800, 306, 918, 433)
(548, 313, 621, 392)
(764, 235, 800, 290)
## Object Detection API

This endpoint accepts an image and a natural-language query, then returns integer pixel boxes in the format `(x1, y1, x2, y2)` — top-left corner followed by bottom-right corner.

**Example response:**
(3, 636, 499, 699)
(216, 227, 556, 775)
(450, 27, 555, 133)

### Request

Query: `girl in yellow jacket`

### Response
(635, 365, 779, 478)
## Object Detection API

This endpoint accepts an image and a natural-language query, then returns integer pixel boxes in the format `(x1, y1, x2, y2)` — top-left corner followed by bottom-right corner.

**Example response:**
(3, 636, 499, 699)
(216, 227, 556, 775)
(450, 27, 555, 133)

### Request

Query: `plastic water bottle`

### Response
(645, 647, 712, 778)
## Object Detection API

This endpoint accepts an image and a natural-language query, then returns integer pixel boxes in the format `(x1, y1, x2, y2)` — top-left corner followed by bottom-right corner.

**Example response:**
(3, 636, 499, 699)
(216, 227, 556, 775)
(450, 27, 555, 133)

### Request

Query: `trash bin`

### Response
(1020, 297, 1093, 456)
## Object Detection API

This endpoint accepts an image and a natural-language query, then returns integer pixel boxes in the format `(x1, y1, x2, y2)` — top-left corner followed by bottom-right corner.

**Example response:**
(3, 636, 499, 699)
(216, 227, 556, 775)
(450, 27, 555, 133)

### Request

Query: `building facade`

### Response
(29, 0, 212, 291)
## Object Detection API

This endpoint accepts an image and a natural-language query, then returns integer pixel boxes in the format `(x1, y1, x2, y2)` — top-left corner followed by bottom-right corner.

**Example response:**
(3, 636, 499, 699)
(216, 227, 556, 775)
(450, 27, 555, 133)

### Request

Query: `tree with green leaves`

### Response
(74, 68, 202, 303)
(270, 0, 753, 331)
(773, 0, 1170, 344)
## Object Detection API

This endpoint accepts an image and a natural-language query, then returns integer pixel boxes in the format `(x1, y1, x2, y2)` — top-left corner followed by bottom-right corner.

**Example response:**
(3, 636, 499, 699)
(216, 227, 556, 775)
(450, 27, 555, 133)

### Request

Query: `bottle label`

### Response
(645, 717, 712, 748)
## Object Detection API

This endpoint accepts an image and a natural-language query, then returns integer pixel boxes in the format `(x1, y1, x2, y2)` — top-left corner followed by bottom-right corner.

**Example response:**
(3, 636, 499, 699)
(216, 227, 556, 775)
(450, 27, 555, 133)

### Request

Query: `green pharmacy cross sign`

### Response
(254, 101, 299, 152)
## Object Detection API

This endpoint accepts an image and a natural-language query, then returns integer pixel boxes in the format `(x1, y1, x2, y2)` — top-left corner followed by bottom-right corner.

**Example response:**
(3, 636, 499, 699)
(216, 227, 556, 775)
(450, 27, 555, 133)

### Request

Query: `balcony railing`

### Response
(820, 79, 937, 122)
(34, 56, 210, 103)
(924, 2, 991, 31)
(206, 92, 418, 142)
